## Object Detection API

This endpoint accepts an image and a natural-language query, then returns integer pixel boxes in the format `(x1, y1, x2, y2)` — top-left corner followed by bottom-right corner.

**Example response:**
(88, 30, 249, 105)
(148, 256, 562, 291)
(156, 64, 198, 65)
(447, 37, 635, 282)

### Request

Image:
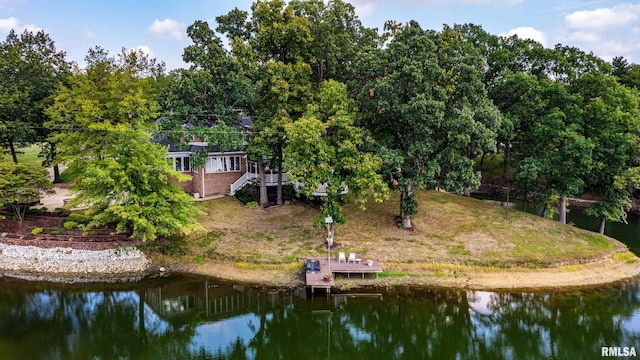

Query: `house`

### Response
(161, 117, 287, 198)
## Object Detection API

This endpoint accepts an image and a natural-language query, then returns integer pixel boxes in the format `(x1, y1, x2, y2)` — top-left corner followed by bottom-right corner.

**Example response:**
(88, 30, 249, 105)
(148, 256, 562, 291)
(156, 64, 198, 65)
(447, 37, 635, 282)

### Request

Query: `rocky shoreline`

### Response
(0, 243, 150, 282)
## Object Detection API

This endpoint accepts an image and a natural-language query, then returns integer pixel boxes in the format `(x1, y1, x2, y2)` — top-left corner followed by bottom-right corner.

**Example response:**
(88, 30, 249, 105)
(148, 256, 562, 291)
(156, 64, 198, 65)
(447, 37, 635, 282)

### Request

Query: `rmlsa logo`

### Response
(602, 347, 637, 357)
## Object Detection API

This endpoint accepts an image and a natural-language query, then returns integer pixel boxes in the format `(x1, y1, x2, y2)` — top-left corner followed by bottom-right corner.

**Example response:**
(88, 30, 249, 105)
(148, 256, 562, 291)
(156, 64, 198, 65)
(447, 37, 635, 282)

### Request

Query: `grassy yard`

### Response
(165, 190, 626, 270)
(1, 144, 43, 165)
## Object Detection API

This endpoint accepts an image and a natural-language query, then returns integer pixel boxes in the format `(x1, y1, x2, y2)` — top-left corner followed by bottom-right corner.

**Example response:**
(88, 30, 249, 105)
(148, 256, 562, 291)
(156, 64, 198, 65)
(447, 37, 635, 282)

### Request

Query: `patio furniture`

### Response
(348, 253, 356, 264)
(338, 252, 346, 263)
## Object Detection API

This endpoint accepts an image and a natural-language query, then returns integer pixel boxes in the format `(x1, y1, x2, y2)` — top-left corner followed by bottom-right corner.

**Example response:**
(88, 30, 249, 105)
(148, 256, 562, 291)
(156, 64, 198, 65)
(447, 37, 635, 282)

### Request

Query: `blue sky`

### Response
(1, 0, 639, 70)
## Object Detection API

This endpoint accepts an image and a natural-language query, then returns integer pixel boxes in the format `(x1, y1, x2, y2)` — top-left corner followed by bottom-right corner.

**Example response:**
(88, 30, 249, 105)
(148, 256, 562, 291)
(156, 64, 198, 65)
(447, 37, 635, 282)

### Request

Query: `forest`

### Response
(2, 0, 640, 241)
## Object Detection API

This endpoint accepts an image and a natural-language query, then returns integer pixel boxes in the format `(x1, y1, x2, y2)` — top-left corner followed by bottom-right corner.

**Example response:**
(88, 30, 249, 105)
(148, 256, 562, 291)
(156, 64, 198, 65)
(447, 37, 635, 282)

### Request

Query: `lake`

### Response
(2, 198, 640, 359)
(0, 274, 639, 359)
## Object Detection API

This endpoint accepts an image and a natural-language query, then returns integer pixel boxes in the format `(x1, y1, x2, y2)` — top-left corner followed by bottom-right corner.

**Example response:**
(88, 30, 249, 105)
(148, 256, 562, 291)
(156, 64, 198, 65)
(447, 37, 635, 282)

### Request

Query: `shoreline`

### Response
(1, 241, 639, 291)
(176, 253, 640, 292)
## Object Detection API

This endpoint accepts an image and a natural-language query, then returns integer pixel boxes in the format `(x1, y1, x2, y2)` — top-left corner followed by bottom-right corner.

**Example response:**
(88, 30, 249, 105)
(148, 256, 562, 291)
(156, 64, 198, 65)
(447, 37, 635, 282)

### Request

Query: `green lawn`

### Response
(167, 190, 627, 269)
(1, 144, 43, 166)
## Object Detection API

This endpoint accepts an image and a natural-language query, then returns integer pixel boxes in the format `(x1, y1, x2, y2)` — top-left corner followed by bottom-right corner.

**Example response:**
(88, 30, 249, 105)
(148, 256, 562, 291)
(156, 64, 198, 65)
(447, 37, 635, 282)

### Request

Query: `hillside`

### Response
(148, 190, 640, 290)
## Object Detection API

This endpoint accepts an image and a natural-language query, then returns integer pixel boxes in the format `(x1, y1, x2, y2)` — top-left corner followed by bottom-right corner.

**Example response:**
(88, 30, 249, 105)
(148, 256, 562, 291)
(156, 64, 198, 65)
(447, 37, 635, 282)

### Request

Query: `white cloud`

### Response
(0, 16, 43, 34)
(147, 18, 184, 40)
(566, 30, 600, 43)
(0, 16, 19, 32)
(565, 4, 640, 30)
(130, 45, 154, 57)
(354, 3, 376, 18)
(83, 29, 96, 39)
(501, 26, 548, 47)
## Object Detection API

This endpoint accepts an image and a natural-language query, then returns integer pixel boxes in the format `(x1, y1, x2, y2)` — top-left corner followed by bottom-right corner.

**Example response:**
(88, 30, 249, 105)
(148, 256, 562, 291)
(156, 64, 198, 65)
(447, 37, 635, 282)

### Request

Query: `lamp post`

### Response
(325, 215, 333, 272)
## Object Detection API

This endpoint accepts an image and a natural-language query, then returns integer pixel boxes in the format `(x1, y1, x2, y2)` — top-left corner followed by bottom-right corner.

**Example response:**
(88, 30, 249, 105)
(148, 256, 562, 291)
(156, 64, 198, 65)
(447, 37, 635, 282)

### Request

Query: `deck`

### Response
(304, 255, 383, 293)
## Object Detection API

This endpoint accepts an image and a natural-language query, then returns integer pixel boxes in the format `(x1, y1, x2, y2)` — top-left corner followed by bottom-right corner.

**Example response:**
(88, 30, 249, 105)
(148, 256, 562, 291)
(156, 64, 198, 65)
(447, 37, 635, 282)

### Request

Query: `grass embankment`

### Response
(147, 190, 636, 289)
(1, 145, 42, 165)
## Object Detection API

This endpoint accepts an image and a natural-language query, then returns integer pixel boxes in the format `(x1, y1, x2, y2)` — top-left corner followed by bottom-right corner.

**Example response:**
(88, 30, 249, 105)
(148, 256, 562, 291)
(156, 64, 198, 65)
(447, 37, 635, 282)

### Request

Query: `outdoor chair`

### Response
(314, 260, 321, 272)
(348, 253, 356, 264)
(338, 252, 346, 263)
(306, 259, 313, 272)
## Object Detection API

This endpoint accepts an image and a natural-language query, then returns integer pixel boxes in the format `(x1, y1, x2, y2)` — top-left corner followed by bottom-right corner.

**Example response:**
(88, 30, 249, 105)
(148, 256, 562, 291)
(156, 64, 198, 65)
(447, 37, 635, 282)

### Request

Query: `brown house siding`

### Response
(167, 155, 248, 198)
(191, 156, 247, 197)
(169, 176, 194, 194)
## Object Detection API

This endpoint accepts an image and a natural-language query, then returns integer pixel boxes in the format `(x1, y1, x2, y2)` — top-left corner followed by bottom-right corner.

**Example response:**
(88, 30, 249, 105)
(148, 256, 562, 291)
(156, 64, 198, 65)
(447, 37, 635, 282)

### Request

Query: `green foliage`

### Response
(284, 80, 388, 225)
(68, 212, 93, 223)
(63, 221, 79, 230)
(50, 230, 61, 235)
(46, 48, 204, 241)
(0, 30, 70, 162)
(31, 227, 43, 235)
(356, 23, 500, 227)
(0, 162, 53, 222)
(235, 179, 260, 204)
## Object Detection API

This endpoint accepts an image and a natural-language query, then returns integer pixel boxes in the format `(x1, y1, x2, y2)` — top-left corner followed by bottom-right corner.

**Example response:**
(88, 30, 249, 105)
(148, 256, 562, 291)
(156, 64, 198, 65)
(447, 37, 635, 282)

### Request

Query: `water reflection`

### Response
(0, 276, 639, 359)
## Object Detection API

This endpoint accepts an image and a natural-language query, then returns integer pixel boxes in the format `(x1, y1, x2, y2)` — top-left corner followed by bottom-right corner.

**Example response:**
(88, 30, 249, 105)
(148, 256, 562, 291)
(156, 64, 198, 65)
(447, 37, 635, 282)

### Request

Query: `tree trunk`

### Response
(522, 181, 528, 212)
(400, 183, 413, 229)
(52, 164, 61, 184)
(276, 145, 283, 205)
(479, 152, 487, 169)
(276, 169, 283, 205)
(599, 218, 606, 235)
(8, 139, 18, 163)
(258, 159, 268, 207)
(463, 186, 471, 197)
(559, 194, 567, 224)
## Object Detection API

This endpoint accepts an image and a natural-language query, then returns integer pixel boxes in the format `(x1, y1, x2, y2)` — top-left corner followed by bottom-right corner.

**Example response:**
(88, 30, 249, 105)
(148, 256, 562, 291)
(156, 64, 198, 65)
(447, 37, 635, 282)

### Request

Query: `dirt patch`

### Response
(0, 213, 142, 251)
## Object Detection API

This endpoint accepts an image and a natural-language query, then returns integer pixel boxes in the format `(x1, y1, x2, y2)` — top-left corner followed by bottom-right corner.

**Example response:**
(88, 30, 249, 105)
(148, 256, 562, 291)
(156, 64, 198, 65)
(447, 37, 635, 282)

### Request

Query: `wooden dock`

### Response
(304, 255, 383, 293)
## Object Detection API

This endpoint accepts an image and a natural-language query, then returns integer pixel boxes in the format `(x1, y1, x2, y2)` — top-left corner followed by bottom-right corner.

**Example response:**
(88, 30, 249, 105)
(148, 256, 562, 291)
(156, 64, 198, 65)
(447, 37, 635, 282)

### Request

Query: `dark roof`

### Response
(238, 116, 253, 127)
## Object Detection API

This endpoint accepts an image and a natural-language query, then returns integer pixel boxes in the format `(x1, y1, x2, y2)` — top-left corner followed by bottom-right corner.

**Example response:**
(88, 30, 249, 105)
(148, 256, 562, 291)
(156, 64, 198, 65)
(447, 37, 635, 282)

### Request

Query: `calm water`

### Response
(2, 200, 640, 359)
(0, 274, 639, 360)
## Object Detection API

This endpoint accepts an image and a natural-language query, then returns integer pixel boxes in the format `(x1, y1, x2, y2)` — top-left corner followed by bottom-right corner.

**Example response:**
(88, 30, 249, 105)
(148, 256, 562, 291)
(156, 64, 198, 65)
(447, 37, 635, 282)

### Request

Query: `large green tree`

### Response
(357, 22, 500, 228)
(0, 30, 69, 166)
(284, 80, 388, 239)
(213, 0, 378, 206)
(46, 48, 203, 241)
(576, 73, 640, 233)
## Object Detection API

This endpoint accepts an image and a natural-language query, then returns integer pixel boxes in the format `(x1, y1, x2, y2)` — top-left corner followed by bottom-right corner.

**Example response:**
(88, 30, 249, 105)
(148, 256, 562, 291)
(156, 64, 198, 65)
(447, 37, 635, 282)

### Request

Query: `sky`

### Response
(1, 0, 639, 70)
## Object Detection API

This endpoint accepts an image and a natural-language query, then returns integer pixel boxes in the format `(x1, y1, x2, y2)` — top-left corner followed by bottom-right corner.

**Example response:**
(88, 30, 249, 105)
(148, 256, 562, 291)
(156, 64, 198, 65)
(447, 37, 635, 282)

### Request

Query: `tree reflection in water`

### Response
(0, 276, 639, 359)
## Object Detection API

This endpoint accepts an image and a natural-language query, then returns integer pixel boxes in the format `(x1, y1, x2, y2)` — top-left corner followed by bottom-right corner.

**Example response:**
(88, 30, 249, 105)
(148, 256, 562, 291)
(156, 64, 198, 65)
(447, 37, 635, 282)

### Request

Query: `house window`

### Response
(169, 156, 190, 172)
(248, 161, 257, 174)
(205, 156, 242, 173)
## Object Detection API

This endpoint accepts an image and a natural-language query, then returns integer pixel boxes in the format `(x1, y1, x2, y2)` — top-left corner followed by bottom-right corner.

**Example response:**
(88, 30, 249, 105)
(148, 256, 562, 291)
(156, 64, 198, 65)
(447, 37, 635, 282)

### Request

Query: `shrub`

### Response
(235, 179, 259, 204)
(31, 227, 44, 235)
(63, 221, 79, 230)
(68, 212, 92, 223)
(50, 230, 61, 235)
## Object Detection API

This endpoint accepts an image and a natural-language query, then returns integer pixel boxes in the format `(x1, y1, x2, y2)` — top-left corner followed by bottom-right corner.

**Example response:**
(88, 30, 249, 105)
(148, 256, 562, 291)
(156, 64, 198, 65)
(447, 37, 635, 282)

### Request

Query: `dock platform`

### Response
(304, 255, 383, 293)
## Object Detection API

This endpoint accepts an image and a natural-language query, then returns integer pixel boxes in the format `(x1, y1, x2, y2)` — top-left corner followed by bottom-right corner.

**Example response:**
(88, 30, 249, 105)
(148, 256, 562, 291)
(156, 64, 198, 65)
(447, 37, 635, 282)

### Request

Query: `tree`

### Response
(46, 48, 203, 241)
(213, 0, 378, 206)
(0, 30, 69, 165)
(576, 73, 640, 233)
(284, 80, 388, 238)
(357, 22, 500, 228)
(0, 162, 53, 223)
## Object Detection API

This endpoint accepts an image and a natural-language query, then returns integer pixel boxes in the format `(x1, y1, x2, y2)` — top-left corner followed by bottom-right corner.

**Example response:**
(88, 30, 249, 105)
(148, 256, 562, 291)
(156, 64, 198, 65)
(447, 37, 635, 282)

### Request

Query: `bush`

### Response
(50, 230, 61, 235)
(235, 179, 259, 204)
(68, 212, 92, 223)
(63, 221, 79, 230)
(31, 227, 43, 235)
